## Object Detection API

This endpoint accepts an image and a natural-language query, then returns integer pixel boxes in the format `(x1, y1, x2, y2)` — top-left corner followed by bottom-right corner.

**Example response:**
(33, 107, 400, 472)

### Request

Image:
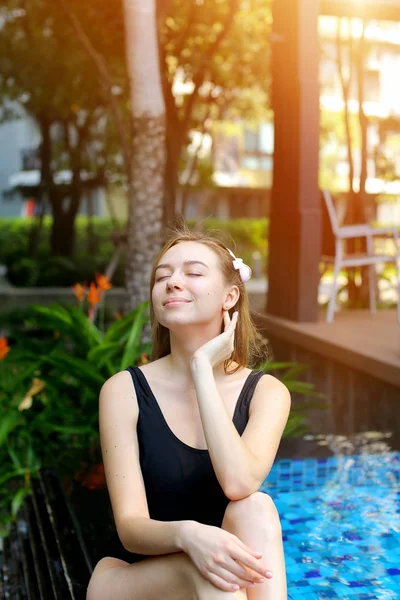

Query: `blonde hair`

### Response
(149, 224, 266, 374)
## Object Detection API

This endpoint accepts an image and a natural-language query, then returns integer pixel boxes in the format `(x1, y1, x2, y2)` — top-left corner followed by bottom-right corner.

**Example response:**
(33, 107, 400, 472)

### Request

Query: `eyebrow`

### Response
(155, 260, 209, 272)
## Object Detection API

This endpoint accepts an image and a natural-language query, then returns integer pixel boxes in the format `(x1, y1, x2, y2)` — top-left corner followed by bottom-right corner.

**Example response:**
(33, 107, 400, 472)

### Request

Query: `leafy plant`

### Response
(257, 359, 326, 438)
(0, 294, 150, 538)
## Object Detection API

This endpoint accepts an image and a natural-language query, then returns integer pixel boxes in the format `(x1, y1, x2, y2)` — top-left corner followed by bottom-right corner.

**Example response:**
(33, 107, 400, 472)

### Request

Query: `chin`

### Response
(166, 317, 217, 332)
(159, 316, 195, 328)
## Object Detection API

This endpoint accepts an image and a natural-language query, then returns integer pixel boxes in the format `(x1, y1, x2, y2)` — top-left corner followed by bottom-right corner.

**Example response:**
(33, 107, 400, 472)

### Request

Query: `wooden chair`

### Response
(321, 189, 400, 324)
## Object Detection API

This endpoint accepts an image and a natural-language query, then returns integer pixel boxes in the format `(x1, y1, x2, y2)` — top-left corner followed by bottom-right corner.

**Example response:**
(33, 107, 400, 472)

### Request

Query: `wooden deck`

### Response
(254, 309, 400, 388)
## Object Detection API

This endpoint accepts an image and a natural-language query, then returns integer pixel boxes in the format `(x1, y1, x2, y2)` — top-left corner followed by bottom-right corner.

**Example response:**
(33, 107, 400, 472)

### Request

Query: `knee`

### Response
(93, 556, 129, 574)
(87, 556, 129, 599)
(225, 492, 282, 534)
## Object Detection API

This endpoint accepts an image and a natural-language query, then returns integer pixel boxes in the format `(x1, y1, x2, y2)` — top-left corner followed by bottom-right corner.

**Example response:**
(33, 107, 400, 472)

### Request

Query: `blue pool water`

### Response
(261, 452, 400, 599)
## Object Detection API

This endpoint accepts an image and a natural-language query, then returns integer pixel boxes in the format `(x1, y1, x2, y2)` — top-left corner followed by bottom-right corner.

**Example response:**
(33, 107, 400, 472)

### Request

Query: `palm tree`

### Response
(123, 0, 166, 310)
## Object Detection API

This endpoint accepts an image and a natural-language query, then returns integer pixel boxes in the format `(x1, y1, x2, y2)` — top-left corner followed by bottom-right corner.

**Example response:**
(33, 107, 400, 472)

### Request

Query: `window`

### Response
(244, 129, 258, 152)
(21, 147, 41, 171)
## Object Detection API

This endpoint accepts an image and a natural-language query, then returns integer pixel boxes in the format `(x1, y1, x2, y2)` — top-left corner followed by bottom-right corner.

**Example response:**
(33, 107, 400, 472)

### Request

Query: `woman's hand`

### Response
(180, 521, 271, 593)
(191, 310, 239, 370)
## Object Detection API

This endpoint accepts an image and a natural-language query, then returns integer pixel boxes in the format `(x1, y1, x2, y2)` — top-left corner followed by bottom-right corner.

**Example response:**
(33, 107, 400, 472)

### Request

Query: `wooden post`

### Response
(267, 0, 321, 321)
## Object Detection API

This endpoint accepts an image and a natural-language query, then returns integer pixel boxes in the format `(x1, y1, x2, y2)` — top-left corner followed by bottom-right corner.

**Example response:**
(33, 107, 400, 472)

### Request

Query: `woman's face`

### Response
(152, 241, 235, 330)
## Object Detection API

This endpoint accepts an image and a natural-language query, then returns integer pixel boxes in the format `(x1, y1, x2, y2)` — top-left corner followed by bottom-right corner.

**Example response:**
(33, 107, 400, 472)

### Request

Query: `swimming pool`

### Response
(262, 443, 400, 599)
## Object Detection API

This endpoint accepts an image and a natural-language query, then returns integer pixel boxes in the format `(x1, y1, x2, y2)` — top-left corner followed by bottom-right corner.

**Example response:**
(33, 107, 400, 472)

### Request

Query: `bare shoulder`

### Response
(256, 372, 291, 394)
(250, 372, 291, 412)
(99, 369, 138, 421)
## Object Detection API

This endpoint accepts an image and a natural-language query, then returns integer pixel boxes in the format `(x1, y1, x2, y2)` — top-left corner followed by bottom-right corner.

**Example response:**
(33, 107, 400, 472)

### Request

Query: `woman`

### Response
(86, 227, 291, 600)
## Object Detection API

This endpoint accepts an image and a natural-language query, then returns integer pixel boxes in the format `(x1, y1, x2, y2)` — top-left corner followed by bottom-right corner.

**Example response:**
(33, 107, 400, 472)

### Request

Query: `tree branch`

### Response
(181, 0, 239, 141)
(158, 35, 180, 142)
(56, 0, 131, 186)
(181, 95, 214, 216)
(174, 1, 198, 60)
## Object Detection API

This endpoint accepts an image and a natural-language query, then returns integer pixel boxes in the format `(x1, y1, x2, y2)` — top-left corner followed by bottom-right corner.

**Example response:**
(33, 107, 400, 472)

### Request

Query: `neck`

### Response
(166, 322, 226, 383)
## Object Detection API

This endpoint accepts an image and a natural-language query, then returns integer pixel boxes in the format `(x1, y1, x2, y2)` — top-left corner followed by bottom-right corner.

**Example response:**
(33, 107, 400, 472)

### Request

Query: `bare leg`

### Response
(86, 553, 194, 600)
(86, 551, 247, 600)
(85, 491, 286, 600)
(221, 492, 288, 600)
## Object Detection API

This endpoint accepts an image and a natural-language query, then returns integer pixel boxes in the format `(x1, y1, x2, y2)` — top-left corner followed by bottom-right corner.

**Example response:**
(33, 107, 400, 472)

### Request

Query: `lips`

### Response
(163, 298, 192, 306)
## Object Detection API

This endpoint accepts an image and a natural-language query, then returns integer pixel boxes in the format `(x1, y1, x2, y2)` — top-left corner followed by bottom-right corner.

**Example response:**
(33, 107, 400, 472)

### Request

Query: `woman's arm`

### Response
(119, 516, 193, 555)
(189, 311, 290, 500)
(100, 371, 195, 556)
(189, 356, 255, 500)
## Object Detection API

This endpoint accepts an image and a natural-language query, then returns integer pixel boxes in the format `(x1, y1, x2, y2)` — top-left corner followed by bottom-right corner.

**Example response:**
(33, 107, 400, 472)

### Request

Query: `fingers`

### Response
(211, 547, 271, 592)
(208, 569, 256, 593)
(207, 571, 242, 593)
(223, 310, 230, 331)
(223, 310, 239, 332)
(212, 562, 265, 592)
(232, 547, 271, 579)
(225, 558, 263, 585)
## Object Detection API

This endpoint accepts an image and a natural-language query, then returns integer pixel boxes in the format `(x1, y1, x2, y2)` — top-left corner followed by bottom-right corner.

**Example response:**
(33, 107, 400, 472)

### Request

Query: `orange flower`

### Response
(95, 273, 112, 292)
(72, 283, 87, 302)
(138, 352, 149, 365)
(87, 282, 102, 306)
(75, 463, 107, 490)
(0, 337, 10, 360)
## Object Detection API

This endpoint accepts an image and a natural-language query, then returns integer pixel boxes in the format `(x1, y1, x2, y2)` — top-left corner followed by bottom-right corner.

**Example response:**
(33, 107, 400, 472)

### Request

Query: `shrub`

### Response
(0, 287, 150, 538)
(0, 217, 267, 287)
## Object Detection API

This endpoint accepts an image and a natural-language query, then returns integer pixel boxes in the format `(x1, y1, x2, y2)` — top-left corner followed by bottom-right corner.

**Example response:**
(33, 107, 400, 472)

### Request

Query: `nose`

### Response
(166, 271, 184, 290)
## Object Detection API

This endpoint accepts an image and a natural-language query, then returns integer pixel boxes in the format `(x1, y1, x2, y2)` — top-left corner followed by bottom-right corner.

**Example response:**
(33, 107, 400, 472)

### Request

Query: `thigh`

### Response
(86, 551, 196, 600)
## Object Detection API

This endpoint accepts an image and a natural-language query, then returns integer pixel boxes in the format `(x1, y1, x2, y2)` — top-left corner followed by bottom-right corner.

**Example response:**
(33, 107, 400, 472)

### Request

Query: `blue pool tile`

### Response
(265, 451, 400, 598)
(305, 569, 322, 578)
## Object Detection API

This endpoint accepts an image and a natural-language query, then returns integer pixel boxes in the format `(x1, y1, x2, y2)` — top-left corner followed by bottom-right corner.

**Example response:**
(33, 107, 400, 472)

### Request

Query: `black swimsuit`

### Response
(102, 366, 265, 563)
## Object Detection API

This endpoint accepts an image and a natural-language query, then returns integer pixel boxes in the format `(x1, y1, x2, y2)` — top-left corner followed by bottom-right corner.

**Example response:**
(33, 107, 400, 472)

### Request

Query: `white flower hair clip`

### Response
(226, 248, 252, 283)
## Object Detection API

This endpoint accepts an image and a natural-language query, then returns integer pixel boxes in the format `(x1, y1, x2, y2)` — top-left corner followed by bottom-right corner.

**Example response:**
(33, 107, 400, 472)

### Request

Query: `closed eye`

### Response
(155, 273, 202, 282)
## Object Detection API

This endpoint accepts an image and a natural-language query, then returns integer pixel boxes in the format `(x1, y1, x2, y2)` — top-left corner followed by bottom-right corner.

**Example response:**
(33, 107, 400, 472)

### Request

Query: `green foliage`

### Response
(0, 216, 267, 287)
(0, 216, 126, 287)
(257, 360, 326, 438)
(190, 217, 269, 275)
(161, 0, 272, 185)
(0, 0, 129, 256)
(162, 0, 271, 125)
(0, 0, 273, 192)
(0, 299, 150, 538)
(0, 0, 127, 121)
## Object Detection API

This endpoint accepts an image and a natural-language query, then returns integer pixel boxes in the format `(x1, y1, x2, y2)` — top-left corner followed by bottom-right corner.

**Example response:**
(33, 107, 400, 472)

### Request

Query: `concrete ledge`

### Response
(0, 283, 266, 314)
(254, 310, 400, 388)
(0, 287, 129, 314)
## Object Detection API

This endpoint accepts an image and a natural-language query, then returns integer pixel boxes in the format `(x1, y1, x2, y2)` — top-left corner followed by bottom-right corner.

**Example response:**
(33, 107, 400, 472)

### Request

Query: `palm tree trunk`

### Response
(123, 0, 166, 311)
